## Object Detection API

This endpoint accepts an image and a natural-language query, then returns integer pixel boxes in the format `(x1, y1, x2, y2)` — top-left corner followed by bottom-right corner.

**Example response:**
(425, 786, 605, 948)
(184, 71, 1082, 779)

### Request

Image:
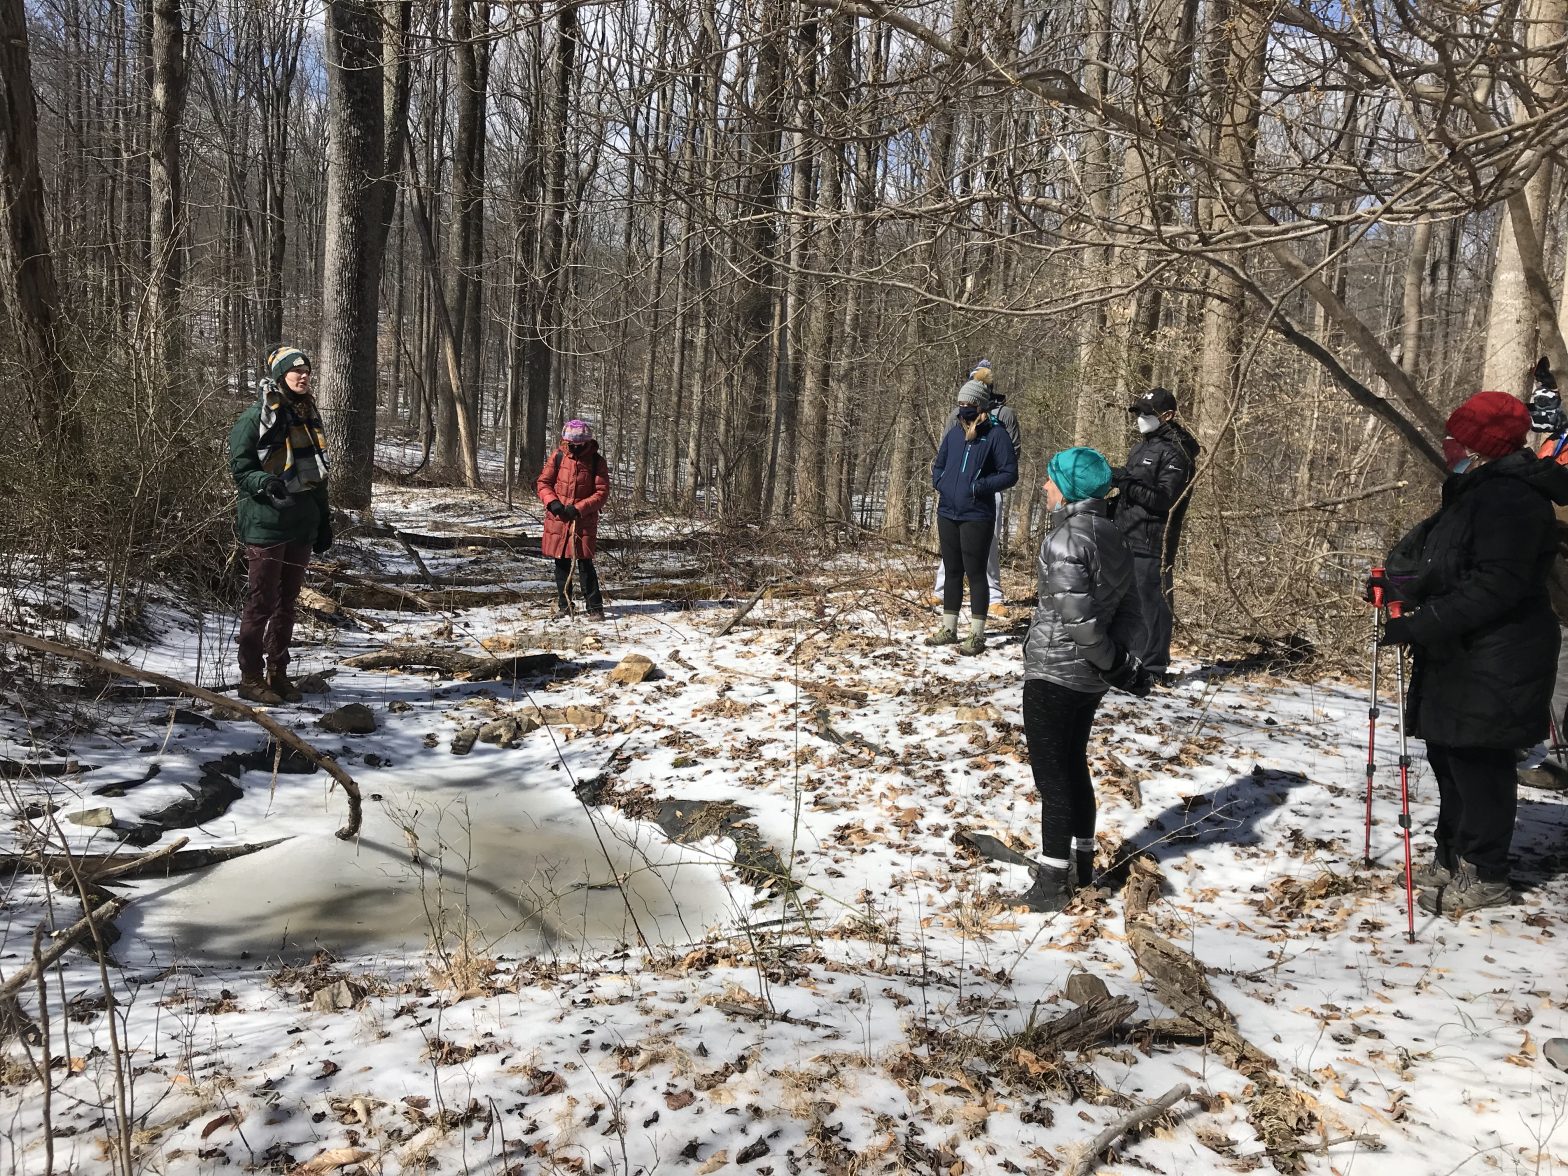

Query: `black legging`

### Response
(553, 557, 603, 612)
(937, 516, 993, 617)
(1022, 677, 1103, 865)
(1427, 743, 1517, 882)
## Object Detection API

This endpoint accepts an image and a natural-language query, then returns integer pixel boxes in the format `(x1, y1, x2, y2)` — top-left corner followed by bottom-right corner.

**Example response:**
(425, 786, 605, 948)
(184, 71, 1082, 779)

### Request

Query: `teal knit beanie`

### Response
(1047, 447, 1113, 502)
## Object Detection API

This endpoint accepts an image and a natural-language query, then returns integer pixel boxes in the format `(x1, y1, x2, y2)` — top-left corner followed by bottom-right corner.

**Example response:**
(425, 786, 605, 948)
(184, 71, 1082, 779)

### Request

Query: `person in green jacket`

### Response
(228, 345, 332, 704)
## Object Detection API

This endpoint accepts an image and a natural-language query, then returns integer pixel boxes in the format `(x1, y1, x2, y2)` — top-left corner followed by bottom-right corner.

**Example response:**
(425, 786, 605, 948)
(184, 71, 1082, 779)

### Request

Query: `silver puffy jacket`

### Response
(1022, 497, 1144, 693)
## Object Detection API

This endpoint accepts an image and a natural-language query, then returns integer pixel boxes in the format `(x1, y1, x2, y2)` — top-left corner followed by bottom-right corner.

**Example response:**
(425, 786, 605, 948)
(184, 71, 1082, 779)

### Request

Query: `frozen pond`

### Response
(120, 761, 741, 964)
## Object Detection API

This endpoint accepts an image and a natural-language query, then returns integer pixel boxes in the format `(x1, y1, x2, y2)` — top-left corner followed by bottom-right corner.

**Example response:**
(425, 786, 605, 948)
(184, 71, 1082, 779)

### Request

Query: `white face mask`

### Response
(1136, 414, 1162, 434)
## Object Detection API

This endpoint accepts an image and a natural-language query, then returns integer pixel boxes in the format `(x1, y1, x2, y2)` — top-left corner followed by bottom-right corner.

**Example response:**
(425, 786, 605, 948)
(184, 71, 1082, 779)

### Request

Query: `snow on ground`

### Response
(1, 484, 1567, 1176)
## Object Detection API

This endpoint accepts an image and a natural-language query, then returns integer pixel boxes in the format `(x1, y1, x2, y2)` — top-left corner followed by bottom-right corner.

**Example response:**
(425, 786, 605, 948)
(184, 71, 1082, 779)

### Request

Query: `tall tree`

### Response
(318, 0, 410, 508)
(0, 0, 78, 448)
(521, 0, 580, 481)
(147, 0, 188, 377)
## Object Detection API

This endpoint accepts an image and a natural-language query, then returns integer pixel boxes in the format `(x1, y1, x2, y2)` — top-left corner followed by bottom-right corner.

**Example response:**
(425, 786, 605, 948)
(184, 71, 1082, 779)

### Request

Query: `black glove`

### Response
(314, 521, 333, 555)
(547, 500, 566, 518)
(561, 503, 581, 522)
(1362, 571, 1393, 604)
(1382, 612, 1421, 646)
(261, 475, 291, 508)
(1102, 648, 1153, 697)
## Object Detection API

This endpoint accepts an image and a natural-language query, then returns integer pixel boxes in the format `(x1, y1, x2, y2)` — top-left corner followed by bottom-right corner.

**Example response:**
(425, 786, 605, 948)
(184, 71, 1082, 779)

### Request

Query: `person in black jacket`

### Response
(1376, 390, 1568, 915)
(1111, 387, 1200, 681)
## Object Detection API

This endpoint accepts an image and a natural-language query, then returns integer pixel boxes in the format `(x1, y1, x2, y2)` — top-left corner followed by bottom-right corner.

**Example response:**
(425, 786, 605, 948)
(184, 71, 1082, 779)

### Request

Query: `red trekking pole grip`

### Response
(1387, 600, 1402, 619)
(1369, 565, 1385, 609)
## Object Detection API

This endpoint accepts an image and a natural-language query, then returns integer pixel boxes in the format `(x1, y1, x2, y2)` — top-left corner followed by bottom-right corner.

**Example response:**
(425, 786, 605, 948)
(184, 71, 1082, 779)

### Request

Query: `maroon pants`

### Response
(238, 541, 312, 678)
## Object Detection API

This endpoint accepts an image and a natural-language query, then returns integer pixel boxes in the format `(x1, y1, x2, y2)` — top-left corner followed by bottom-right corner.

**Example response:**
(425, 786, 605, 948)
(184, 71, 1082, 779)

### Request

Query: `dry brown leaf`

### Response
(288, 1148, 373, 1175)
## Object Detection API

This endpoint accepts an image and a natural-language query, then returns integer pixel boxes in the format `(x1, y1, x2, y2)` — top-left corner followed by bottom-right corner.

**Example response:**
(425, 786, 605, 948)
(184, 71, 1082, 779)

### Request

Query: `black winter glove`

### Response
(1102, 648, 1153, 698)
(1362, 571, 1393, 604)
(314, 521, 333, 555)
(1381, 611, 1421, 646)
(561, 503, 581, 522)
(547, 500, 566, 518)
(261, 475, 291, 509)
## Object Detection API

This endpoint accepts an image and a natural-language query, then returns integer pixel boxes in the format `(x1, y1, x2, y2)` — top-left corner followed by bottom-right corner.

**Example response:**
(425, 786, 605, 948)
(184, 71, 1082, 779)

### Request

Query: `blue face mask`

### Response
(1450, 455, 1475, 474)
(957, 404, 980, 422)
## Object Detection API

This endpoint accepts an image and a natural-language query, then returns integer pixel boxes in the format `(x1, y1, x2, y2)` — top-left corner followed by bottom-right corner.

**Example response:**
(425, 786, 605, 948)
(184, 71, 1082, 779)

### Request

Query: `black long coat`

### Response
(1390, 450, 1568, 750)
(1113, 421, 1200, 563)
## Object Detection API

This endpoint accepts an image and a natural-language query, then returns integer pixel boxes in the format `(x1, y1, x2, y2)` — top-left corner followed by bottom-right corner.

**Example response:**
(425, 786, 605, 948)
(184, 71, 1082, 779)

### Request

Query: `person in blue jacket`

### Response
(928, 382, 1019, 654)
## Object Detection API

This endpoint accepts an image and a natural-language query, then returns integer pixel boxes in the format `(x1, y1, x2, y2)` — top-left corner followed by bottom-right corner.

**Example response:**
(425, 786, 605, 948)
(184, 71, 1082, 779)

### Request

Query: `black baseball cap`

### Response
(1127, 386, 1177, 415)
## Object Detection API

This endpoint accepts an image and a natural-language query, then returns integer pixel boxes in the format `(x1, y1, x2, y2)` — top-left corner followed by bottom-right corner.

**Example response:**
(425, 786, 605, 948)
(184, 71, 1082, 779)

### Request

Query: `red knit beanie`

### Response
(1445, 391, 1530, 459)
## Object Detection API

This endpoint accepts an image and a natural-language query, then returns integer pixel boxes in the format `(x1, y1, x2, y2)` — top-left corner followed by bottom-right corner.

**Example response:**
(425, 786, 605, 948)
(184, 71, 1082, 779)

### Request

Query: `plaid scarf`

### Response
(256, 378, 330, 491)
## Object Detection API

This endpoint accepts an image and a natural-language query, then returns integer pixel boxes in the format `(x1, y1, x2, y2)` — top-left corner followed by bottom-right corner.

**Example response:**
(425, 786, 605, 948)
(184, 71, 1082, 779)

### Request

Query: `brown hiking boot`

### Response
(237, 676, 283, 705)
(266, 669, 304, 703)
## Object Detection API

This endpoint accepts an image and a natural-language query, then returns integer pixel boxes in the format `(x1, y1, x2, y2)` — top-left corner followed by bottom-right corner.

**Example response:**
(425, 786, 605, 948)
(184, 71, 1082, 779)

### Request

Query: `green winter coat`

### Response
(229, 403, 331, 547)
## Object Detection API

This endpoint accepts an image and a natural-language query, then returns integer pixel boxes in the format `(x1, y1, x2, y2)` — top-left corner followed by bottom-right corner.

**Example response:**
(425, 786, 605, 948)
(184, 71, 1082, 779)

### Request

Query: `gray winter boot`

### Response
(1417, 858, 1512, 916)
(1400, 855, 1453, 890)
(1013, 865, 1072, 914)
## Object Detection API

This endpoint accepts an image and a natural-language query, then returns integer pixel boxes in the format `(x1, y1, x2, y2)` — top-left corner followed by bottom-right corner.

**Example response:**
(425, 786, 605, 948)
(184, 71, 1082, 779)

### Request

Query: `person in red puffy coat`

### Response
(536, 420, 610, 619)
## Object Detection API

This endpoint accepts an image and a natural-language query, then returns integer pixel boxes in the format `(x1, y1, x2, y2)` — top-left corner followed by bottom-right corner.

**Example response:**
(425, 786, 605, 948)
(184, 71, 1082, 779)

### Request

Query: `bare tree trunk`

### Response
(522, 0, 578, 483)
(147, 0, 187, 377)
(318, 0, 396, 509)
(0, 0, 79, 449)
(1194, 0, 1267, 450)
(731, 0, 785, 516)
(1483, 166, 1554, 394)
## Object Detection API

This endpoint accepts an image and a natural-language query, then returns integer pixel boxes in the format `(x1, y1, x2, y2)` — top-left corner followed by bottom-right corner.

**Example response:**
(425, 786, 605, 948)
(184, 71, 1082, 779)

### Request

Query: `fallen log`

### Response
(715, 579, 777, 637)
(1064, 1083, 1191, 1176)
(0, 629, 363, 840)
(1016, 994, 1139, 1055)
(297, 586, 385, 632)
(0, 897, 130, 1002)
(341, 644, 559, 681)
(1, 837, 290, 883)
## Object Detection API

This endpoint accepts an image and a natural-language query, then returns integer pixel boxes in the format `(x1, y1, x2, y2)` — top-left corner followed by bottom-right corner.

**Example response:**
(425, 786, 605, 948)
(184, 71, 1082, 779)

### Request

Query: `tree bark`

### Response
(0, 0, 79, 449)
(147, 0, 187, 377)
(319, 0, 389, 509)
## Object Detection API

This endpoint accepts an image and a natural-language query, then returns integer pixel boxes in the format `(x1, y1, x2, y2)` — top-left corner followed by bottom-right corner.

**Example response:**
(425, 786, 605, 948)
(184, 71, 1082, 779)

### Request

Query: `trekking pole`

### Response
(565, 519, 579, 617)
(1363, 566, 1385, 868)
(1387, 598, 1417, 944)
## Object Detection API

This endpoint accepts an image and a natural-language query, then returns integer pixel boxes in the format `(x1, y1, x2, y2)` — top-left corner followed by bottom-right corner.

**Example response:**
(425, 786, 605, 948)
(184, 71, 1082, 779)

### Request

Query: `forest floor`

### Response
(1, 484, 1567, 1176)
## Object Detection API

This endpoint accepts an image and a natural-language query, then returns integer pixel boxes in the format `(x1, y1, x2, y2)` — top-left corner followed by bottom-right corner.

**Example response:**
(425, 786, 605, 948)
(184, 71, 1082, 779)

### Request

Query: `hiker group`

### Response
(226, 344, 1565, 926)
(925, 361, 1200, 912)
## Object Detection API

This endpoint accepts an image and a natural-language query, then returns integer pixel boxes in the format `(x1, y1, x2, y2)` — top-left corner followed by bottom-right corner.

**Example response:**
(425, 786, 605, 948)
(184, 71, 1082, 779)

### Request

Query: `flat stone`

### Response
(1062, 971, 1111, 1007)
(66, 807, 116, 828)
(955, 704, 1003, 722)
(296, 673, 333, 695)
(169, 707, 218, 730)
(478, 717, 521, 746)
(309, 978, 365, 1012)
(609, 653, 656, 685)
(318, 704, 376, 735)
(450, 728, 478, 756)
(563, 705, 606, 730)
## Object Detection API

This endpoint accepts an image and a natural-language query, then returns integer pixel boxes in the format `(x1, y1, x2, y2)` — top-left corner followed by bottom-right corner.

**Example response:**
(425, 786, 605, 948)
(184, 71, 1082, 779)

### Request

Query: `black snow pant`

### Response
(1426, 743, 1517, 883)
(1131, 553, 1175, 673)
(554, 557, 603, 613)
(937, 516, 993, 618)
(1022, 677, 1104, 866)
